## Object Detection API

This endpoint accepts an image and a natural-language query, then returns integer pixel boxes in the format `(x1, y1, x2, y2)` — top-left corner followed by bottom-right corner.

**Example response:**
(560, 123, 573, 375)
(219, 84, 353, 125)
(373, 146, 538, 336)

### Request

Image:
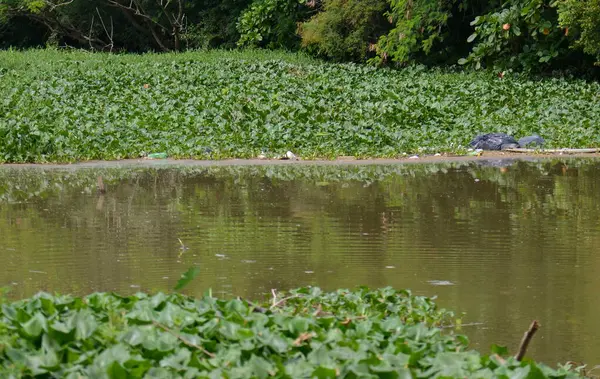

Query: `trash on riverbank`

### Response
(146, 152, 168, 159)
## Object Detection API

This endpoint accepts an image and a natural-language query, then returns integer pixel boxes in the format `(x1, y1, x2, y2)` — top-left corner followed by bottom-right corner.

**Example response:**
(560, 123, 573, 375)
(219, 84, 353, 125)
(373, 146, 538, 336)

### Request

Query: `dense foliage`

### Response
(299, 0, 389, 62)
(554, 0, 600, 64)
(0, 286, 586, 377)
(1, 0, 600, 72)
(237, 0, 311, 49)
(458, 0, 573, 72)
(1, 49, 599, 163)
(0, 0, 252, 51)
(373, 0, 457, 65)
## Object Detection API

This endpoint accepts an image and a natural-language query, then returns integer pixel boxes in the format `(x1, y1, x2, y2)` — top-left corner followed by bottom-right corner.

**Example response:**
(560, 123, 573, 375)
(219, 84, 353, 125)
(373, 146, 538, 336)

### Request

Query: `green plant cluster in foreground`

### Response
(1, 50, 600, 163)
(0, 287, 585, 378)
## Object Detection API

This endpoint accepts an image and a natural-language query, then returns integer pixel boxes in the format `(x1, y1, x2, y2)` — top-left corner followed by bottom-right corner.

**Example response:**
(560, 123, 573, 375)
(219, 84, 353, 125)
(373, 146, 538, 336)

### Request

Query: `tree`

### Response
(554, 0, 600, 64)
(0, 0, 252, 51)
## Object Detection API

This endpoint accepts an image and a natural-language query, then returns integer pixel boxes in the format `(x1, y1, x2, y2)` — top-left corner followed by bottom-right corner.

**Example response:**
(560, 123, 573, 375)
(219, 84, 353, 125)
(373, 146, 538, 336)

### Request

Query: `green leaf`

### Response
(73, 309, 98, 340)
(22, 312, 47, 337)
(467, 33, 477, 43)
(121, 326, 147, 346)
(174, 267, 200, 291)
(160, 348, 191, 370)
(93, 343, 131, 369)
(490, 344, 509, 356)
(250, 355, 275, 379)
(144, 367, 178, 378)
(312, 366, 338, 379)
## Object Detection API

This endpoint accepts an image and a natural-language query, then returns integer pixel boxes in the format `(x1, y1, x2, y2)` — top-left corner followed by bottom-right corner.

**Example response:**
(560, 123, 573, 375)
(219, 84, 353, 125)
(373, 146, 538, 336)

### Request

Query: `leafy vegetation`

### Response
(373, 0, 458, 65)
(2, 0, 600, 73)
(299, 0, 390, 62)
(0, 0, 252, 51)
(237, 0, 311, 49)
(459, 0, 572, 72)
(1, 49, 600, 163)
(554, 0, 600, 64)
(0, 286, 587, 377)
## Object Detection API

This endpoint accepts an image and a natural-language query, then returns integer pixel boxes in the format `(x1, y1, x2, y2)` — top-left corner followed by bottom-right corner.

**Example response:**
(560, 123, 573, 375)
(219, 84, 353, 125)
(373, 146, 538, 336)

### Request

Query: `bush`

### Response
(299, 0, 390, 62)
(237, 0, 311, 49)
(373, 0, 458, 65)
(458, 0, 573, 72)
(554, 0, 600, 65)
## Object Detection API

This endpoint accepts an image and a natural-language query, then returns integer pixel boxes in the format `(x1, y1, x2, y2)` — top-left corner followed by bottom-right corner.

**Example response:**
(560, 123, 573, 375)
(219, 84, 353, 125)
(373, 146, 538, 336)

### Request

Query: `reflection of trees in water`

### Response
(1, 160, 599, 252)
(1, 159, 600, 287)
(1, 160, 599, 248)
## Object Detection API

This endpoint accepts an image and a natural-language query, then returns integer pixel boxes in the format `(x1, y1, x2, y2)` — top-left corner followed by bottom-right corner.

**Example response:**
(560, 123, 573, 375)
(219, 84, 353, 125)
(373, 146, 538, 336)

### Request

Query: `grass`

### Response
(1, 48, 600, 163)
(0, 287, 587, 378)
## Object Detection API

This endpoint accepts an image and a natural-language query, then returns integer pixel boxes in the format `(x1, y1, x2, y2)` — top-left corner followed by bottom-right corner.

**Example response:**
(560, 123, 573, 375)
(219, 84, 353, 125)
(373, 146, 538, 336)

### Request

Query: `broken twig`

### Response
(270, 295, 299, 309)
(514, 320, 540, 361)
(271, 289, 277, 307)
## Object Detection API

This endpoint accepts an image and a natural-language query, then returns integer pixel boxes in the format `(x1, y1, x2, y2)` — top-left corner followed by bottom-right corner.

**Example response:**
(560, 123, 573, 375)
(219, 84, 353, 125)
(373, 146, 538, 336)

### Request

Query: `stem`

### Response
(514, 320, 540, 361)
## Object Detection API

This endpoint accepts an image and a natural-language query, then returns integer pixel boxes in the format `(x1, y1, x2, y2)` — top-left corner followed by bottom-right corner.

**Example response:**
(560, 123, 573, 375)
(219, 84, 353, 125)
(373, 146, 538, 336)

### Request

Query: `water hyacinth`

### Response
(0, 287, 586, 377)
(1, 49, 600, 163)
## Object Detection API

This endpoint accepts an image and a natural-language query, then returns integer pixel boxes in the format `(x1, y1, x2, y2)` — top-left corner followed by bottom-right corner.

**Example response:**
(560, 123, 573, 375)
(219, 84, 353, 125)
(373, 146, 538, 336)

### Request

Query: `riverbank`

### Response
(1, 49, 600, 163)
(0, 151, 599, 169)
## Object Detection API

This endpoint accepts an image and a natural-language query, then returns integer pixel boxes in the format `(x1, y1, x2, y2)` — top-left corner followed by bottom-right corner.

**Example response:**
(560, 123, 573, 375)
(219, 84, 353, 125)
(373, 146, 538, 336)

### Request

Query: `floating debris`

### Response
(427, 280, 455, 286)
(28, 270, 47, 274)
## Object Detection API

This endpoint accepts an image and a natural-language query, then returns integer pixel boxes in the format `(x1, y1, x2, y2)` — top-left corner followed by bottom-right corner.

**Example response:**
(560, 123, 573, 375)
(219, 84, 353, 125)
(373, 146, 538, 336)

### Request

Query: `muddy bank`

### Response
(1, 151, 599, 169)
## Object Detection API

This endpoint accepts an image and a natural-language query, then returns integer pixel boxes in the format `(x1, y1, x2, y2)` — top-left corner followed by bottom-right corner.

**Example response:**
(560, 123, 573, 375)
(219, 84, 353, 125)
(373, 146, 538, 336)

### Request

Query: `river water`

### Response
(0, 158, 599, 367)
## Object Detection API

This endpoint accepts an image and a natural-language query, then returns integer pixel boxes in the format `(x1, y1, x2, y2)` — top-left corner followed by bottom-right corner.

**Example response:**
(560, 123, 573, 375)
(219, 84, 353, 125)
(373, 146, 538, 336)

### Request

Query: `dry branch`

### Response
(270, 295, 299, 309)
(96, 8, 114, 52)
(514, 320, 540, 361)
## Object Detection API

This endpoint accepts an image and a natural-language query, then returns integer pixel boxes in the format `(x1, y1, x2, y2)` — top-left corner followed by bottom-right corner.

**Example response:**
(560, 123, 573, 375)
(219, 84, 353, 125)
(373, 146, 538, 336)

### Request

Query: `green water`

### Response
(0, 159, 599, 367)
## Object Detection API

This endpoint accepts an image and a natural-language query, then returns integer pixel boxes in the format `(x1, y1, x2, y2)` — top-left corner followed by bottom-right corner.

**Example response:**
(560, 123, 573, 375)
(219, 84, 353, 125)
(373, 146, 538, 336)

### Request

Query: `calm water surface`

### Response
(1, 158, 599, 367)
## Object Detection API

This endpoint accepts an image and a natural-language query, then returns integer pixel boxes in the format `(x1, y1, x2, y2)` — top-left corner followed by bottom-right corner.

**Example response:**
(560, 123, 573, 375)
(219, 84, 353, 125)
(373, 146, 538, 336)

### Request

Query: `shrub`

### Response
(554, 0, 600, 65)
(299, 0, 390, 62)
(237, 0, 311, 48)
(459, 0, 574, 72)
(373, 0, 458, 65)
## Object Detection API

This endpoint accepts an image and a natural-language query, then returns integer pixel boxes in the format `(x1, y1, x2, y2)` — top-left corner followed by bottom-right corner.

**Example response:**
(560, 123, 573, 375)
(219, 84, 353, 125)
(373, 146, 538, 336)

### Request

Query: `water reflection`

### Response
(0, 158, 599, 367)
